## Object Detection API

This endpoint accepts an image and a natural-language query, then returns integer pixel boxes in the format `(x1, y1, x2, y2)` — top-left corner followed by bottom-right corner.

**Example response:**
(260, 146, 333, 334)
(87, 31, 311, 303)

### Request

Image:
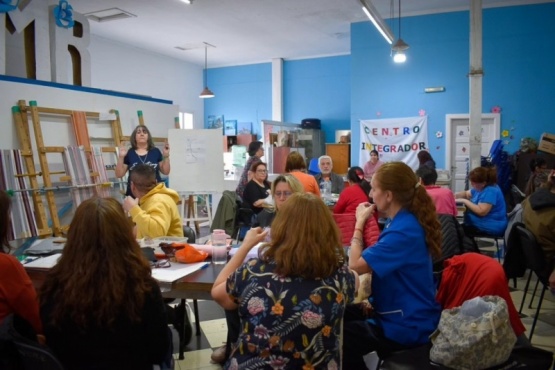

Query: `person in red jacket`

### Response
(436, 252, 527, 341)
(0, 190, 42, 335)
(334, 166, 371, 215)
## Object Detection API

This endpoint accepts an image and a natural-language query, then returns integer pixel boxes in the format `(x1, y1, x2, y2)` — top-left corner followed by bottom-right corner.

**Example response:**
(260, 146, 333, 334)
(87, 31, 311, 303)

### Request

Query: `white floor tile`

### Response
(174, 349, 222, 370)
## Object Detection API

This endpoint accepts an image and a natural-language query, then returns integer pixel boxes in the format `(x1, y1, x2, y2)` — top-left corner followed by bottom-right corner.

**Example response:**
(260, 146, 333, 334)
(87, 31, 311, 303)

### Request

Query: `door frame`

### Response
(445, 113, 501, 190)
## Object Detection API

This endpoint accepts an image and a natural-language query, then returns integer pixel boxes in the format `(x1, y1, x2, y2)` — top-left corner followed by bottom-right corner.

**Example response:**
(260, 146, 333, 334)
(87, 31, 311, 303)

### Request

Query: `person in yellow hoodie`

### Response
(123, 164, 184, 239)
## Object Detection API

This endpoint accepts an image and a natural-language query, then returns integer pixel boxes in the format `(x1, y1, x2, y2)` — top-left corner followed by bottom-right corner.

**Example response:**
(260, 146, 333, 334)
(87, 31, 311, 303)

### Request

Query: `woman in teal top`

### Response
(456, 166, 508, 236)
(344, 162, 442, 368)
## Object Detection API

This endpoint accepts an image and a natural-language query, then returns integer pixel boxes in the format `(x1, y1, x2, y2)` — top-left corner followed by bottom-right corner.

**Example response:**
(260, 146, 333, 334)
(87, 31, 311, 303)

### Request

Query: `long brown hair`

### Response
(259, 193, 344, 278)
(374, 162, 441, 259)
(0, 191, 11, 253)
(39, 197, 154, 328)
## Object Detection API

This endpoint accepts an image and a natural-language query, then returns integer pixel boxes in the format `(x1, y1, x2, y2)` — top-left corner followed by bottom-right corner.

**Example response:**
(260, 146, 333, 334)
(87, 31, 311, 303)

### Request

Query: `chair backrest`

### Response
(434, 214, 467, 272)
(515, 224, 548, 282)
(307, 158, 321, 175)
(332, 213, 380, 248)
(182, 225, 196, 243)
(0, 314, 64, 370)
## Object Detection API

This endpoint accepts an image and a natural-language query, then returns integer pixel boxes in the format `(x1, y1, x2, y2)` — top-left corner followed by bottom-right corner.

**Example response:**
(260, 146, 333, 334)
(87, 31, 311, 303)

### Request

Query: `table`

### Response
(25, 261, 225, 360)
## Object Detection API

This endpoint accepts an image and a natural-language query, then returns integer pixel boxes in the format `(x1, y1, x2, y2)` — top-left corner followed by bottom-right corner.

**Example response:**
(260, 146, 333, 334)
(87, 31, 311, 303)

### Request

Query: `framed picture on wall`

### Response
(224, 120, 237, 135)
(207, 115, 224, 129)
(237, 122, 252, 135)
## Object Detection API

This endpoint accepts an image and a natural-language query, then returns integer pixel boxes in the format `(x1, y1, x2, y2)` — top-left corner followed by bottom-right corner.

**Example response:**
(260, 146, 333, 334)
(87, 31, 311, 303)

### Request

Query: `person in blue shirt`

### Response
(344, 161, 442, 368)
(456, 166, 508, 236)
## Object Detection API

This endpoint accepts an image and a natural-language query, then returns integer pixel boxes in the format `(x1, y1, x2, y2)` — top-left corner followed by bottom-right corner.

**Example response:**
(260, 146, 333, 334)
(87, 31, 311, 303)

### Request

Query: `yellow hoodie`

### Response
(129, 183, 184, 239)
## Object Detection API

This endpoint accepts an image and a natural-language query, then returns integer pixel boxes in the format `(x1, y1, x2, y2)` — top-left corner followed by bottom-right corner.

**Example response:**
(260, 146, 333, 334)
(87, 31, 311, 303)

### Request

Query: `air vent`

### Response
(84, 8, 137, 23)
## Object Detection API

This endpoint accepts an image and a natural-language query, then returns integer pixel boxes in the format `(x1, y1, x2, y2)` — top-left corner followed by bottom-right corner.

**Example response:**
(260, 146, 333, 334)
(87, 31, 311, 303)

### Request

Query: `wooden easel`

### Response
(14, 100, 125, 236)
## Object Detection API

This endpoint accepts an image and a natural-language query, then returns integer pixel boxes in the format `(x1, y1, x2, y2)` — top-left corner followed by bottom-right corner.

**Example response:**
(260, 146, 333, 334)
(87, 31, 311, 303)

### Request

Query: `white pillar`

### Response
(468, 0, 483, 171)
(271, 58, 283, 121)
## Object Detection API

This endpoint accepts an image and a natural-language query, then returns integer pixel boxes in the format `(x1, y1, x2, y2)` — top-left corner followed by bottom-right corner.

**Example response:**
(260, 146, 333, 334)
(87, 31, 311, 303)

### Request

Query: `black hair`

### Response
(415, 166, 438, 186)
(247, 141, 263, 157)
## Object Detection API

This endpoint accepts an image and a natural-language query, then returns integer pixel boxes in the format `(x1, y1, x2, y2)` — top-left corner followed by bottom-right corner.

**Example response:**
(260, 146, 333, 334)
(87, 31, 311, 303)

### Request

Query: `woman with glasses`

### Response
(212, 193, 358, 369)
(255, 174, 304, 228)
(236, 141, 264, 199)
(241, 161, 271, 215)
(39, 197, 169, 369)
(210, 174, 303, 365)
(115, 125, 170, 197)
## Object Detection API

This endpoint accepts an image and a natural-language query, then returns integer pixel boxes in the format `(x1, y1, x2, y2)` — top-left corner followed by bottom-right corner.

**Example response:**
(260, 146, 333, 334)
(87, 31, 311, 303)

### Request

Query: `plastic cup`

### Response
(211, 230, 228, 264)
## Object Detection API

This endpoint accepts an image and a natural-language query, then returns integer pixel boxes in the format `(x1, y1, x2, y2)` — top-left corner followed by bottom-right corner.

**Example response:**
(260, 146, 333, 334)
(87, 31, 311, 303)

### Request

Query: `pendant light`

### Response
(199, 42, 215, 99)
(391, 0, 409, 63)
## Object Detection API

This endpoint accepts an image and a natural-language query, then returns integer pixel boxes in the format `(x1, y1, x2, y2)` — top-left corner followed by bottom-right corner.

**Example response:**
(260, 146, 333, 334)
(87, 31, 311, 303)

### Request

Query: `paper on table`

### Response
(228, 242, 262, 262)
(24, 253, 61, 268)
(151, 261, 209, 283)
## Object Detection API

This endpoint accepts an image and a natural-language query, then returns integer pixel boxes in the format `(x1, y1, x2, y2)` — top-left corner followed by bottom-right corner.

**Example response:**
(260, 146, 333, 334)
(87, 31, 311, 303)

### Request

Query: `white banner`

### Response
(359, 116, 428, 171)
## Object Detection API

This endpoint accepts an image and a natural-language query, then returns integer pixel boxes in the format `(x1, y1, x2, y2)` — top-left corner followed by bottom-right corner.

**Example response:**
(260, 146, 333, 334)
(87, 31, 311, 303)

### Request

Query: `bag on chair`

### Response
(430, 295, 516, 370)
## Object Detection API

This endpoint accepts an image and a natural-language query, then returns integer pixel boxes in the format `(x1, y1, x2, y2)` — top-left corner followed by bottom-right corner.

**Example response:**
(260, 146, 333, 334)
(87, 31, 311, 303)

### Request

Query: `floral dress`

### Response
(225, 258, 356, 370)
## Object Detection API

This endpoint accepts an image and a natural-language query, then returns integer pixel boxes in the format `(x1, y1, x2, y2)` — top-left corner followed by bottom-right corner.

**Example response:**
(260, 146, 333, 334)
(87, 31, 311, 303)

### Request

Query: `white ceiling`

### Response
(65, 0, 552, 68)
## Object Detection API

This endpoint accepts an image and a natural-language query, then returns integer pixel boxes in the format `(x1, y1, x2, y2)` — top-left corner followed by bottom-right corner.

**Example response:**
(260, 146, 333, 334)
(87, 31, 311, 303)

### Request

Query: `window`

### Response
(178, 112, 194, 129)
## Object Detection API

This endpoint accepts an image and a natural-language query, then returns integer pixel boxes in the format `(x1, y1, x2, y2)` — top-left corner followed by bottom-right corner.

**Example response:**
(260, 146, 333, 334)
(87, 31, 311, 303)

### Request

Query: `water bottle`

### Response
(211, 229, 227, 264)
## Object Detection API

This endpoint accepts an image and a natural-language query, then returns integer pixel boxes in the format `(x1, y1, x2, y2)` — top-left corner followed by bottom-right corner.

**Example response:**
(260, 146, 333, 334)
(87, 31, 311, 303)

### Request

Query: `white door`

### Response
(445, 114, 500, 193)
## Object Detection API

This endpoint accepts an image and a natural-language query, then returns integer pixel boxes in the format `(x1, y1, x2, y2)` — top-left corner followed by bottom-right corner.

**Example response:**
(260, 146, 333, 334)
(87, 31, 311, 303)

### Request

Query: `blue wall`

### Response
(350, 3, 555, 168)
(203, 63, 272, 138)
(204, 56, 351, 143)
(205, 3, 555, 168)
(284, 56, 351, 143)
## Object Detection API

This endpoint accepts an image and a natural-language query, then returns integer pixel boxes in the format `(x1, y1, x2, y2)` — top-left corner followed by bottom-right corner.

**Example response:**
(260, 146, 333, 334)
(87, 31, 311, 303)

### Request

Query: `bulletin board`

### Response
(168, 129, 224, 193)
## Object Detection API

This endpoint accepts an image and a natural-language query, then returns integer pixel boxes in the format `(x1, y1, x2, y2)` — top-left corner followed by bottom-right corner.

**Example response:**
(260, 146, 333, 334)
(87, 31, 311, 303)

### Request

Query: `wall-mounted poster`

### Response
(207, 115, 224, 129)
(237, 122, 252, 135)
(224, 120, 237, 135)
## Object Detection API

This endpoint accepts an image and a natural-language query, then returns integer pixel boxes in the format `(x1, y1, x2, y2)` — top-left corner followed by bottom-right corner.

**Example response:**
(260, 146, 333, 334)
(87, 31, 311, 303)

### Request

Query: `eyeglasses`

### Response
(150, 259, 171, 268)
(256, 169, 268, 173)
(275, 191, 292, 198)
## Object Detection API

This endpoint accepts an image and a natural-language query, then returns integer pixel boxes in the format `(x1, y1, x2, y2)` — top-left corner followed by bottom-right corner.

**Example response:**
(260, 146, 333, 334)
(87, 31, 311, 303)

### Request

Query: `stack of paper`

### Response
(151, 261, 209, 283)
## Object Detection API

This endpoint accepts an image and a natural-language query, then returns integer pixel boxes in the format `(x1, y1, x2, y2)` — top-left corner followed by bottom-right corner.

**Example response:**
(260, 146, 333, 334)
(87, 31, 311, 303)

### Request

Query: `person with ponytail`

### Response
(334, 166, 372, 214)
(456, 166, 508, 237)
(342, 162, 442, 368)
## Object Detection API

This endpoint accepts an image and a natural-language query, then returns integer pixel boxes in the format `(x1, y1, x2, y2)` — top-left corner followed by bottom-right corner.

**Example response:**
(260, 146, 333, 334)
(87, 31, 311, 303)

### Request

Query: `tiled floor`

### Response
(173, 233, 555, 369)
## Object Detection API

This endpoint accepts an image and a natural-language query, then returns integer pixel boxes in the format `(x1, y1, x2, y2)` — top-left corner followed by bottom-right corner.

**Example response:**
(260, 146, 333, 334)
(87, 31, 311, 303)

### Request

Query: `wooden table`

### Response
(26, 261, 225, 360)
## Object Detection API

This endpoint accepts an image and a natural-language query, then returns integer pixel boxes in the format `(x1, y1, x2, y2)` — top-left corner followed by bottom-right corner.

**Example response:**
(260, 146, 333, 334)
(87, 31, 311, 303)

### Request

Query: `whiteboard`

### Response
(168, 129, 224, 193)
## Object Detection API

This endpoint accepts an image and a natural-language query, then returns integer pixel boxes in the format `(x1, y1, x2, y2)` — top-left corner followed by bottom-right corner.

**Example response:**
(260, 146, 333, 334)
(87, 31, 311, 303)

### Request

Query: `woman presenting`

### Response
(115, 125, 170, 196)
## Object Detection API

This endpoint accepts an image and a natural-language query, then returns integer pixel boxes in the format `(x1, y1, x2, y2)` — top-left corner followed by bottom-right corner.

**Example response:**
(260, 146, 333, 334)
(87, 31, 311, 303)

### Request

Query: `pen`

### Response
(22, 256, 39, 264)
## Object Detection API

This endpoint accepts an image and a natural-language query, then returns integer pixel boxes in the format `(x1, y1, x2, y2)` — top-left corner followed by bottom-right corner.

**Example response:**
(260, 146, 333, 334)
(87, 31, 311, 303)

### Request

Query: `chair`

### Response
(434, 214, 466, 273)
(513, 223, 549, 340)
(0, 314, 64, 370)
(233, 207, 254, 243)
(472, 230, 504, 262)
(308, 157, 321, 175)
(332, 213, 380, 248)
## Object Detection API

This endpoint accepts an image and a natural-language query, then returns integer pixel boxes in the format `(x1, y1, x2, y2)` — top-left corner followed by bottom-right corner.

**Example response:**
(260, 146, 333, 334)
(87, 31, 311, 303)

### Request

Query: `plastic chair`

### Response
(514, 223, 549, 340)
(308, 157, 321, 175)
(0, 314, 64, 370)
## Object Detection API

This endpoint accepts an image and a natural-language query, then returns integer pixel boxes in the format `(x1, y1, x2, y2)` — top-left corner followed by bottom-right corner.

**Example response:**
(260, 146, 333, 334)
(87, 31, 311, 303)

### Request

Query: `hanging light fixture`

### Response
(391, 0, 409, 63)
(199, 42, 215, 99)
(359, 0, 394, 44)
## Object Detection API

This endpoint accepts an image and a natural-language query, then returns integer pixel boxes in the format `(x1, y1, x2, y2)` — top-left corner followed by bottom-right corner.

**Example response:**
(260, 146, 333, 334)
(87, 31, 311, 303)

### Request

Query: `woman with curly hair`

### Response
(39, 197, 169, 369)
(212, 193, 358, 369)
(344, 162, 442, 368)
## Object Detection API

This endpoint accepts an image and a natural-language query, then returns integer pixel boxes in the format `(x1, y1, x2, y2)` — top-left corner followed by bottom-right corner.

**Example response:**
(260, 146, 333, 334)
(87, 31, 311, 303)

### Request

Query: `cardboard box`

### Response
(538, 132, 555, 155)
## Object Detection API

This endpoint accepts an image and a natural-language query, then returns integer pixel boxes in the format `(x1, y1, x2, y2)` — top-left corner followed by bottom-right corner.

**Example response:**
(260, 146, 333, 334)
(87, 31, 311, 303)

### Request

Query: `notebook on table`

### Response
(25, 238, 66, 256)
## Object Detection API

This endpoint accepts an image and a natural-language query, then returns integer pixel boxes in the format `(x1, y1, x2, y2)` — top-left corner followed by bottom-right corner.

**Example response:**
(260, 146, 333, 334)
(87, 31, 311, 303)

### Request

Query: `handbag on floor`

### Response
(430, 295, 516, 370)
